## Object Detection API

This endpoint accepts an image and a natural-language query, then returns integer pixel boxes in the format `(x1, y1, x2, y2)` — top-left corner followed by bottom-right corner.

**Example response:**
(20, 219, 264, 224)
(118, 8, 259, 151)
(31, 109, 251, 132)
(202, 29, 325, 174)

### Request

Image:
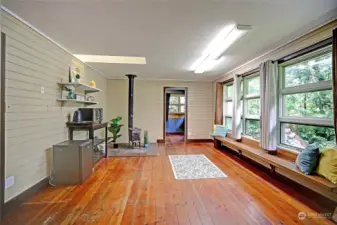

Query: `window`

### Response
(223, 83, 233, 130)
(242, 73, 260, 139)
(279, 45, 335, 150)
(169, 95, 185, 113)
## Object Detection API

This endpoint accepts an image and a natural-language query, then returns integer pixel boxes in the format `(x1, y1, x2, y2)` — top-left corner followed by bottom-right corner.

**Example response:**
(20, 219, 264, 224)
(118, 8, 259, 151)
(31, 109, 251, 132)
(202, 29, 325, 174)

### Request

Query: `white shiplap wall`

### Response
(107, 79, 214, 143)
(2, 10, 108, 202)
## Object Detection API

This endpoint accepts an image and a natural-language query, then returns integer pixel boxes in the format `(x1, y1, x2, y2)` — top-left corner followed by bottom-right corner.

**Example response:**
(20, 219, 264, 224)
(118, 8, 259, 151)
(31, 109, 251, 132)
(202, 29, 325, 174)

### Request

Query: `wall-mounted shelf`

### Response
(57, 82, 102, 93)
(57, 82, 101, 106)
(56, 98, 98, 105)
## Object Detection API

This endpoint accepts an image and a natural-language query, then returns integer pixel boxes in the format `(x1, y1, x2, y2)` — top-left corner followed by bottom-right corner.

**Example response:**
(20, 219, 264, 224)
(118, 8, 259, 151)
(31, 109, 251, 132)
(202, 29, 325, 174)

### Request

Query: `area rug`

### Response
(168, 154, 227, 180)
(108, 143, 159, 157)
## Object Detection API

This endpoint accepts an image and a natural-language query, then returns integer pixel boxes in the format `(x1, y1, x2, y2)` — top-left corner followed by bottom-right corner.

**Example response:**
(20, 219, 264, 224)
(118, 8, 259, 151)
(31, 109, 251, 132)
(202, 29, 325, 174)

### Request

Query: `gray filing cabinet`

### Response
(51, 140, 93, 185)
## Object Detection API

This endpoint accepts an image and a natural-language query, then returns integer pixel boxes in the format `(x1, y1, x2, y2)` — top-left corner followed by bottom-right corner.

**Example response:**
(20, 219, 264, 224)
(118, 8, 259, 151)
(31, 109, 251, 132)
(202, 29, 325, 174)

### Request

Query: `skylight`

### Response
(73, 54, 147, 64)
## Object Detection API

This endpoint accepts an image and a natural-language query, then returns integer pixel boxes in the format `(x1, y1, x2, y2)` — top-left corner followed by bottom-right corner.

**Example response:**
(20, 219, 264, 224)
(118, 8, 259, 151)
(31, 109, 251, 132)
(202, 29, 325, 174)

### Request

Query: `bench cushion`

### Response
(317, 148, 337, 184)
(211, 125, 228, 138)
(295, 144, 319, 175)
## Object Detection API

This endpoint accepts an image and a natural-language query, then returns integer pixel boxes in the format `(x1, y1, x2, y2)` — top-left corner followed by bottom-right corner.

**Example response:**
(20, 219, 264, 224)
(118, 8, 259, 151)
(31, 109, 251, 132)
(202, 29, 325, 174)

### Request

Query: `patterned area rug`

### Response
(168, 154, 227, 180)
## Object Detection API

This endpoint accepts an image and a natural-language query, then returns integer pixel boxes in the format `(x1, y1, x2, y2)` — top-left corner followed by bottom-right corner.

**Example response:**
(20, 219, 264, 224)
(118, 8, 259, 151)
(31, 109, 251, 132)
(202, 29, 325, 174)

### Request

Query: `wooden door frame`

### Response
(163, 87, 188, 143)
(0, 32, 6, 221)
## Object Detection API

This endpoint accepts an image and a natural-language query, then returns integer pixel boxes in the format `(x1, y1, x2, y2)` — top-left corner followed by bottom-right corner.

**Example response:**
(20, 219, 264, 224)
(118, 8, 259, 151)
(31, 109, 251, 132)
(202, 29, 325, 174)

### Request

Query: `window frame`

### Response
(278, 45, 333, 151)
(169, 94, 186, 113)
(242, 72, 260, 139)
(223, 82, 233, 129)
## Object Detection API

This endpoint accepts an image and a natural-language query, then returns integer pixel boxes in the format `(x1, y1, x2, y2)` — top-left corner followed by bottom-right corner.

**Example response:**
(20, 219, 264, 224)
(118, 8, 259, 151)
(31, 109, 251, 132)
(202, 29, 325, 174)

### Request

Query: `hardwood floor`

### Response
(2, 137, 336, 225)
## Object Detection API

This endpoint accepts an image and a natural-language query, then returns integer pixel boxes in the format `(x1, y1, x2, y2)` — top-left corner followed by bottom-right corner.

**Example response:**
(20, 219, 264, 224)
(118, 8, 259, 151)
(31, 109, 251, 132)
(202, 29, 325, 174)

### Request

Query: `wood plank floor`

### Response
(2, 136, 336, 225)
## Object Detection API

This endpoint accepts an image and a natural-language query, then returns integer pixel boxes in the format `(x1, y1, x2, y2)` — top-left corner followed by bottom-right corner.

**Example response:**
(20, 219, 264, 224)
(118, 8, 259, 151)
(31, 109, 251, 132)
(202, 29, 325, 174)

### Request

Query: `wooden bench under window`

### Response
(214, 136, 337, 202)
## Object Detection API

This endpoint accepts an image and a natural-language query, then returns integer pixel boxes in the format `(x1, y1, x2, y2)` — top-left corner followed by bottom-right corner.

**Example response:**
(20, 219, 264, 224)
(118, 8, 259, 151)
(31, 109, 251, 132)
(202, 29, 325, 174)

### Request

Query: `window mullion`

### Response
(280, 80, 332, 95)
(245, 95, 260, 100)
(245, 116, 260, 120)
(279, 117, 333, 127)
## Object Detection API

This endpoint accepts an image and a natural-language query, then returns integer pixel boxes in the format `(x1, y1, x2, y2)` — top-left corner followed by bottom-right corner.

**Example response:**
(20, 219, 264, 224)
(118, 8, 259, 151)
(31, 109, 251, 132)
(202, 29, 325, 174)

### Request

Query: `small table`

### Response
(67, 122, 108, 161)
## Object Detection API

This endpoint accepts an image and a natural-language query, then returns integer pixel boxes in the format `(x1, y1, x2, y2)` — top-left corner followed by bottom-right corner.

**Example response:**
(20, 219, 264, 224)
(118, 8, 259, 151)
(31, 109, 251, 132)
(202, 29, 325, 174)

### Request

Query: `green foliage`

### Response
(285, 91, 333, 118)
(284, 53, 332, 88)
(246, 119, 260, 139)
(247, 99, 260, 116)
(144, 130, 149, 144)
(245, 76, 261, 139)
(169, 105, 179, 113)
(285, 124, 335, 149)
(108, 117, 123, 143)
(247, 76, 260, 95)
(282, 51, 335, 149)
(169, 96, 179, 104)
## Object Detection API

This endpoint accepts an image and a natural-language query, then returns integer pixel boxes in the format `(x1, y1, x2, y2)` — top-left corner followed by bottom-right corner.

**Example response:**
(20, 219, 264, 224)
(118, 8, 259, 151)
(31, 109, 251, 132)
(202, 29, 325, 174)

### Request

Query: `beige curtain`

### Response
(259, 61, 278, 153)
(231, 75, 242, 140)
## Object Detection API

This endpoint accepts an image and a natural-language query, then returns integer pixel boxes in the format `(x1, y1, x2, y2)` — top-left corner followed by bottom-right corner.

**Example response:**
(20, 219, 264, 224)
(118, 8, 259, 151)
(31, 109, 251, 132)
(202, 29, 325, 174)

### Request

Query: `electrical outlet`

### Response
(40, 86, 45, 94)
(5, 176, 14, 189)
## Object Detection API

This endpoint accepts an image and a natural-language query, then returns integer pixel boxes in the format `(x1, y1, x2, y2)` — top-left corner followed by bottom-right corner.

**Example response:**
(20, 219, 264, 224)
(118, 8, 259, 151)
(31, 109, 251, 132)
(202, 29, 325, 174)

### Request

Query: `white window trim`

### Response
(223, 83, 233, 117)
(280, 80, 331, 95)
(278, 45, 334, 151)
(279, 116, 333, 127)
(223, 82, 233, 129)
(243, 73, 260, 138)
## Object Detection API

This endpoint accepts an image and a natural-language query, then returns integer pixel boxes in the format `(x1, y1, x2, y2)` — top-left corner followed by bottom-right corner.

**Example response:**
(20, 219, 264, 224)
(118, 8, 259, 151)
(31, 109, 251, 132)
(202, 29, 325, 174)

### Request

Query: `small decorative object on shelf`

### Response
(75, 74, 81, 83)
(61, 89, 68, 100)
(144, 130, 149, 148)
(108, 117, 123, 149)
(64, 86, 75, 99)
(75, 93, 85, 101)
(69, 64, 78, 83)
(67, 113, 71, 122)
(89, 80, 96, 88)
(86, 95, 95, 102)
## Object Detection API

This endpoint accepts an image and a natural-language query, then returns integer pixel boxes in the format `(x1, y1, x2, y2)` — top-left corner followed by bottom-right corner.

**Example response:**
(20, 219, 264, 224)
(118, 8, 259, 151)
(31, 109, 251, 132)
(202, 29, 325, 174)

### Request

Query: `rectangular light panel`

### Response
(74, 54, 147, 64)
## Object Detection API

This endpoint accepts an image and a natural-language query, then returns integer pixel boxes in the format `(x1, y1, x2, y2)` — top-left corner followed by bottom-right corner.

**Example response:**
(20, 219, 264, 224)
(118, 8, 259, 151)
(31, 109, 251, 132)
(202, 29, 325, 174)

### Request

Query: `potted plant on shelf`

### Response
(108, 116, 123, 148)
(144, 130, 149, 148)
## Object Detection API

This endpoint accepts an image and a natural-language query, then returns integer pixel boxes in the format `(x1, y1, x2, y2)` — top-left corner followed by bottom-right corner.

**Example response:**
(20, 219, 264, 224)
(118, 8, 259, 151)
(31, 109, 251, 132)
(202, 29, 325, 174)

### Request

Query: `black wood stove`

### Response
(126, 74, 141, 148)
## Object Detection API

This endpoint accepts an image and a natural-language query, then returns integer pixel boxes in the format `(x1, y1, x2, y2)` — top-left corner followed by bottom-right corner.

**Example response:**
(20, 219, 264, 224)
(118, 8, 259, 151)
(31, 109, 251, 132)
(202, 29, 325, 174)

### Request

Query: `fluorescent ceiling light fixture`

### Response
(73, 54, 147, 64)
(191, 24, 252, 74)
(194, 57, 224, 74)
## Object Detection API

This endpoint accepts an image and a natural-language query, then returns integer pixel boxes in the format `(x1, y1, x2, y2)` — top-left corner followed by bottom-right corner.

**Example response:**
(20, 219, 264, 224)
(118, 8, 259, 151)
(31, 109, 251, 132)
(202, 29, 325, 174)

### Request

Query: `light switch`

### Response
(40, 86, 45, 94)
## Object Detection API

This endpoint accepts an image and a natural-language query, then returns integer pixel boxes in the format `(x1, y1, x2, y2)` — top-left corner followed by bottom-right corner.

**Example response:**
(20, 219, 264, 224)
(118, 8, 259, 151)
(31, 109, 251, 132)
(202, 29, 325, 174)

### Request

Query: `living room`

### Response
(0, 0, 336, 224)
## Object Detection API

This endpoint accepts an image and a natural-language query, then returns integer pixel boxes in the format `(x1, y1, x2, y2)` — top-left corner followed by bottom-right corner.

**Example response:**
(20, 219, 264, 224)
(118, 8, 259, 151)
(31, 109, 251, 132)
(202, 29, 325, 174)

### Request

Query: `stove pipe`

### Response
(126, 74, 137, 144)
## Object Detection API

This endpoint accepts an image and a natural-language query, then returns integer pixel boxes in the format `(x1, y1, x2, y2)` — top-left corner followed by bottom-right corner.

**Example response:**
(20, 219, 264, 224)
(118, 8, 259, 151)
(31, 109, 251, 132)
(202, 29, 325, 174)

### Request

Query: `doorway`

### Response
(163, 87, 187, 143)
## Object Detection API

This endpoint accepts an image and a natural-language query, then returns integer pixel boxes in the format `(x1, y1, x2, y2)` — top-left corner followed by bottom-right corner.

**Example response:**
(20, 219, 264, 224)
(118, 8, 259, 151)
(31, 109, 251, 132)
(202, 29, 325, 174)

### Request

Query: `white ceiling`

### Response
(3, 0, 337, 81)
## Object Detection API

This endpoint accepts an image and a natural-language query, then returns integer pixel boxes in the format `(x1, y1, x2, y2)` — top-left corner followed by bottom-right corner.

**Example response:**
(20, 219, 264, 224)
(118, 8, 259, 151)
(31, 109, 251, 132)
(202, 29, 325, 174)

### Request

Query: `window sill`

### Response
(242, 135, 260, 143)
(277, 144, 300, 155)
(239, 135, 298, 160)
